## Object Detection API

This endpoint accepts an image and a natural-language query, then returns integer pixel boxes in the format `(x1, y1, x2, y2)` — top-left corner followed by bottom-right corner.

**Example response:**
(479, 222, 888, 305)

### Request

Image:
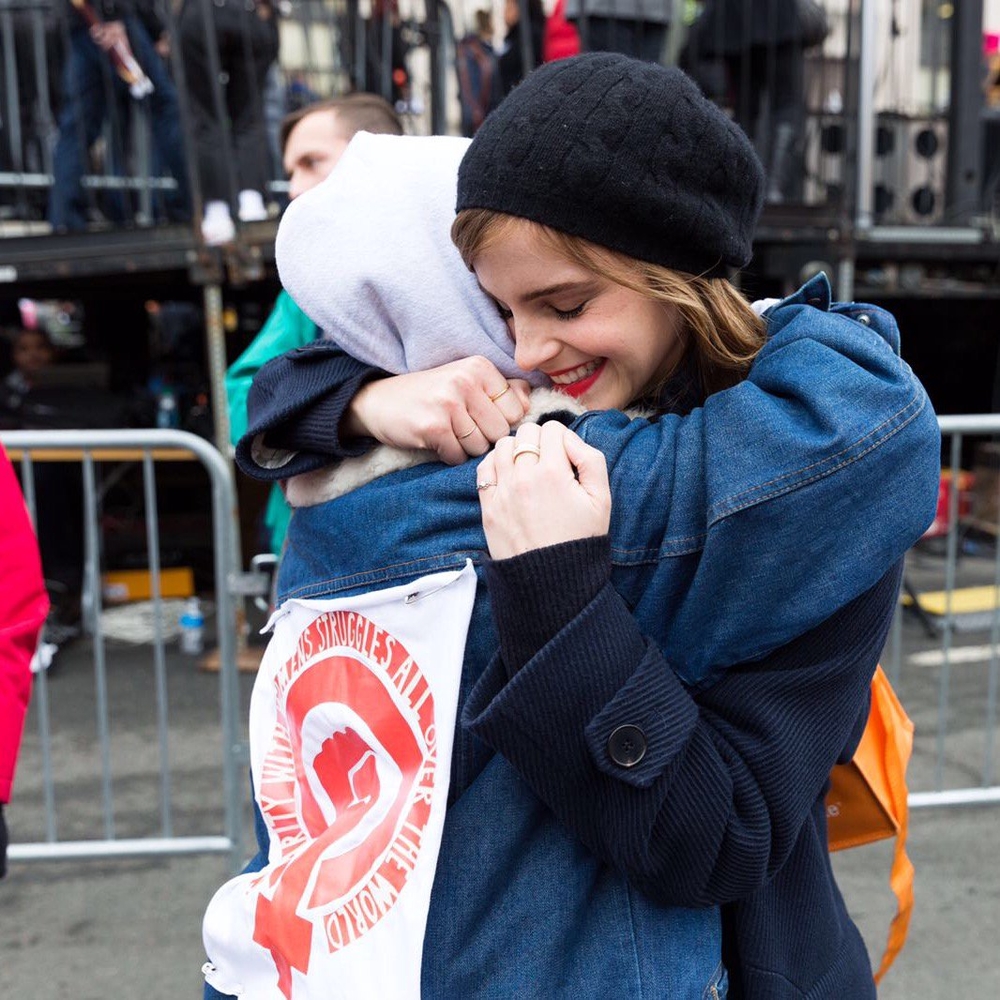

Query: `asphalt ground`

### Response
(3, 543, 1000, 999)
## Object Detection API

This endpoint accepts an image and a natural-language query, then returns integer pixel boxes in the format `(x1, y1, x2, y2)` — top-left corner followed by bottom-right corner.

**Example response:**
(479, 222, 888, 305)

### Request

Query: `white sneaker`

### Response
(237, 189, 268, 222)
(201, 200, 235, 245)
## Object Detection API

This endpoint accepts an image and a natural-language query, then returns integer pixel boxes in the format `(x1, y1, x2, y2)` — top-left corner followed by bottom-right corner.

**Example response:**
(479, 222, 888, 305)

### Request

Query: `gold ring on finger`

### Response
(512, 443, 541, 462)
(458, 425, 477, 440)
(489, 383, 511, 403)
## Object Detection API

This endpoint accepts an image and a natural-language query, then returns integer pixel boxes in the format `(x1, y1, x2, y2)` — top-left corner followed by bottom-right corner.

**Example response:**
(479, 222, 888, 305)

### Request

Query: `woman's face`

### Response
(473, 222, 684, 410)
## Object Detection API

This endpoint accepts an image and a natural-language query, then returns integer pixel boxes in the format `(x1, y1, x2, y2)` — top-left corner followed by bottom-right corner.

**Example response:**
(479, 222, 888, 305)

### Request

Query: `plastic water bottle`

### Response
(156, 389, 179, 429)
(179, 597, 204, 655)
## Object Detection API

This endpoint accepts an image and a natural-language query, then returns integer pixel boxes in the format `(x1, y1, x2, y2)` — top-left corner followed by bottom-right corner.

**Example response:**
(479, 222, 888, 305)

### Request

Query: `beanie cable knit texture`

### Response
(456, 53, 765, 276)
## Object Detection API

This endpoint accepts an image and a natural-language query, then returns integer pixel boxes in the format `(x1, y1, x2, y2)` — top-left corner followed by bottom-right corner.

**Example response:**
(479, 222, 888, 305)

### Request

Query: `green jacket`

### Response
(225, 290, 317, 554)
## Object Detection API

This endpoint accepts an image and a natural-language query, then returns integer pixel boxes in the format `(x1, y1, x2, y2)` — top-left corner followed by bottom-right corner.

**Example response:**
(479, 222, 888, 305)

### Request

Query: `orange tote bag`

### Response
(825, 665, 914, 983)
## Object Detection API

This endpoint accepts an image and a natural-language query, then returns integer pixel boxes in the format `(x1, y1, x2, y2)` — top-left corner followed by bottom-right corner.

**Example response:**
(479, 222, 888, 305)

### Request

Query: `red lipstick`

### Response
(554, 360, 605, 399)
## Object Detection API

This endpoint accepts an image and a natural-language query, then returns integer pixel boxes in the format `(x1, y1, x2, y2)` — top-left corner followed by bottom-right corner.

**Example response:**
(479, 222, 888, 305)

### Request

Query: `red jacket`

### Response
(0, 444, 48, 803)
(542, 0, 581, 63)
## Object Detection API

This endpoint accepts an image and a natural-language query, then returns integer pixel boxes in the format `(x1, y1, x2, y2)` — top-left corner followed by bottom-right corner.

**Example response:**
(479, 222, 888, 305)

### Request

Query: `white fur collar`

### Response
(284, 387, 586, 508)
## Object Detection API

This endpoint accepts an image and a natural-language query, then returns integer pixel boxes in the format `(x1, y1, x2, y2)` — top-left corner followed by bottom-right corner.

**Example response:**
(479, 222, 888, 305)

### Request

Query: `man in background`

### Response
(225, 92, 402, 557)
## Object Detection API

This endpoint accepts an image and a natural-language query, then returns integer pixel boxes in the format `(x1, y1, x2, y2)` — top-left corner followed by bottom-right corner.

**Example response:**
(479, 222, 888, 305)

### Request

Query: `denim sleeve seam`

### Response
(278, 551, 479, 601)
(712, 384, 926, 520)
(611, 381, 926, 564)
(610, 535, 707, 563)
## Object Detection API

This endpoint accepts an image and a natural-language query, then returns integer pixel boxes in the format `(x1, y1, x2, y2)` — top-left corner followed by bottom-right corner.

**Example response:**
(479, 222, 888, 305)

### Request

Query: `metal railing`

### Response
(4, 416, 1000, 877)
(886, 414, 1000, 810)
(0, 0, 456, 236)
(2, 428, 246, 870)
(2, 0, 996, 243)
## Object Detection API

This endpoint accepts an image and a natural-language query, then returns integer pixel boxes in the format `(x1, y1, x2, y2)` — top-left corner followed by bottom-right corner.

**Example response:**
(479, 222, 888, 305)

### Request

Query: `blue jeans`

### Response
(48, 19, 190, 230)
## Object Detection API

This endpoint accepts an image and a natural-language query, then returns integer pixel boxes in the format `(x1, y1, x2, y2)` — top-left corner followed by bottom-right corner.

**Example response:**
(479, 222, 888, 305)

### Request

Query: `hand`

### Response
(154, 32, 171, 59)
(345, 356, 531, 465)
(90, 19, 128, 52)
(477, 421, 611, 560)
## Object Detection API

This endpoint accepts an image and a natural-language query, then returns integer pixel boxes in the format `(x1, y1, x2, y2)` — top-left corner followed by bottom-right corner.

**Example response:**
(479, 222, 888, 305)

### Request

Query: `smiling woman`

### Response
(468, 220, 685, 408)
(456, 213, 762, 409)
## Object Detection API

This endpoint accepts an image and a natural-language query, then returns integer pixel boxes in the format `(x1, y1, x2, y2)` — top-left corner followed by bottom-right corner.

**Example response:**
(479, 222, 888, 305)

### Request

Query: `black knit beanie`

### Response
(456, 53, 765, 276)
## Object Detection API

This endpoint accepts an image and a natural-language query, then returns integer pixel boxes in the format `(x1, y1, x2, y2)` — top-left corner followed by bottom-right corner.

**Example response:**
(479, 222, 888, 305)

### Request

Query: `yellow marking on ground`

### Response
(902, 585, 1000, 616)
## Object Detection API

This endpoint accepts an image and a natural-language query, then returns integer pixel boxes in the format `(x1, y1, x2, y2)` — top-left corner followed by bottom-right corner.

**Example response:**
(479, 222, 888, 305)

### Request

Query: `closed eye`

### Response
(553, 303, 585, 320)
(495, 301, 513, 321)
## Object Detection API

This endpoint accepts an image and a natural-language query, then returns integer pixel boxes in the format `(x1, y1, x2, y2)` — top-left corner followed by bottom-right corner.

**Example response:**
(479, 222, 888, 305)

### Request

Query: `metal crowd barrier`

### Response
(885, 413, 1000, 811)
(4, 416, 1000, 875)
(1, 428, 246, 871)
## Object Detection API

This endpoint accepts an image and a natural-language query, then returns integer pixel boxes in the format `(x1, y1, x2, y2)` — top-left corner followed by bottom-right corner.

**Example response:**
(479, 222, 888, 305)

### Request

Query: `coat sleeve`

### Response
(464, 537, 901, 906)
(234, 338, 387, 481)
(0, 446, 48, 803)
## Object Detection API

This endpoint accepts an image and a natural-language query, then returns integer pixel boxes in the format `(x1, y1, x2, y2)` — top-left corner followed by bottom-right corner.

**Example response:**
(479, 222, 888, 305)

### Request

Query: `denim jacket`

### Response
(255, 275, 941, 997)
(278, 274, 938, 688)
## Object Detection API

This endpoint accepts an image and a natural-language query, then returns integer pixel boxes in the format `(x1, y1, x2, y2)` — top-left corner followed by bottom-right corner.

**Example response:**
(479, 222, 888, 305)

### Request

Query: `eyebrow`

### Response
(477, 280, 591, 304)
(523, 281, 591, 302)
